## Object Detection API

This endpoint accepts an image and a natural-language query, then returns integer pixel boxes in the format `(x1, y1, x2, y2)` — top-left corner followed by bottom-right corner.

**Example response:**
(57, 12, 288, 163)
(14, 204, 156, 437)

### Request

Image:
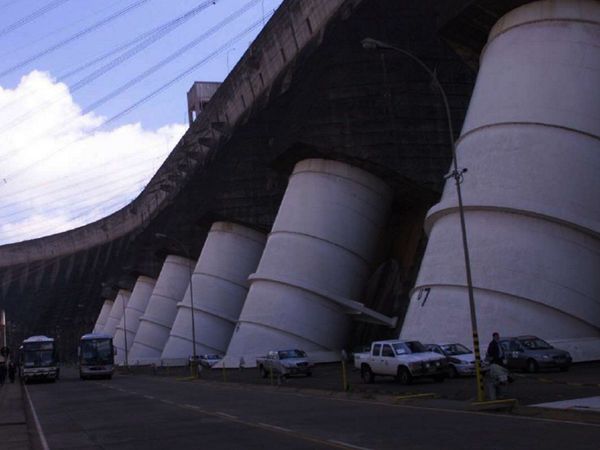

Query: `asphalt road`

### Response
(25, 367, 600, 450)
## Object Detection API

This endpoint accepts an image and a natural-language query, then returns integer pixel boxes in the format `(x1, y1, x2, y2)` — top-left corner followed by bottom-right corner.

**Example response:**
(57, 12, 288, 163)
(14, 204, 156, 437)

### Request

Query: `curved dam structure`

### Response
(92, 300, 113, 333)
(400, 0, 600, 361)
(161, 223, 266, 365)
(129, 255, 195, 365)
(222, 159, 395, 367)
(113, 276, 156, 365)
(102, 290, 131, 337)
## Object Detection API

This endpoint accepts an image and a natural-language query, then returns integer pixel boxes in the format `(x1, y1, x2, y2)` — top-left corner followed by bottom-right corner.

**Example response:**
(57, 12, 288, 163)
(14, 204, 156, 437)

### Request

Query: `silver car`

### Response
(499, 336, 572, 373)
(426, 343, 488, 378)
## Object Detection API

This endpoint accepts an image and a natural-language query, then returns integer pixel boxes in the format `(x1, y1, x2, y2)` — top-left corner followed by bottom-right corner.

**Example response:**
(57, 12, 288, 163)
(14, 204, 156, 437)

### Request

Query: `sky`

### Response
(0, 0, 283, 245)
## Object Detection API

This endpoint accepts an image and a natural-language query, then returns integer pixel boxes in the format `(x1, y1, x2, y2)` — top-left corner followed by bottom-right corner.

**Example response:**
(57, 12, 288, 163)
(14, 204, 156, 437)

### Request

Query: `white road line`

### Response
(289, 392, 600, 429)
(143, 395, 155, 400)
(183, 404, 201, 409)
(216, 411, 238, 419)
(328, 439, 372, 450)
(258, 422, 292, 432)
(161, 399, 176, 405)
(24, 385, 50, 450)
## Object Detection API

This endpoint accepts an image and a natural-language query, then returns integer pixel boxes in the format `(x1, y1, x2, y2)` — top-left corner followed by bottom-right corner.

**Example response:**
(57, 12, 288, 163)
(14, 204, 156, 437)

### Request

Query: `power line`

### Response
(0, 0, 71, 39)
(83, 0, 260, 115)
(0, 0, 152, 79)
(102, 14, 270, 129)
(0, 0, 122, 60)
(0, 0, 218, 138)
(0, 146, 169, 215)
(0, 4, 267, 179)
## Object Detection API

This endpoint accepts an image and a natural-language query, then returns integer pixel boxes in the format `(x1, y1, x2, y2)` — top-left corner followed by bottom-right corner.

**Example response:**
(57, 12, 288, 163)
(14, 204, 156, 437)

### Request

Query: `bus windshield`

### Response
(22, 342, 57, 368)
(80, 339, 113, 365)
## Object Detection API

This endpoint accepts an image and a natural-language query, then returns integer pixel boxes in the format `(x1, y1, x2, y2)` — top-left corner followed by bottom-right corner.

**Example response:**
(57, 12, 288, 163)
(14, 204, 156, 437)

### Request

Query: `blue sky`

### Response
(0, 0, 282, 128)
(0, 0, 283, 244)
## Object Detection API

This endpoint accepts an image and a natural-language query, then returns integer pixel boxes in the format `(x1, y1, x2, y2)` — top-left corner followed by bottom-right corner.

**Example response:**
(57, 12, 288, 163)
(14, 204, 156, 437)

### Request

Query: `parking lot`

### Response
(128, 360, 600, 408)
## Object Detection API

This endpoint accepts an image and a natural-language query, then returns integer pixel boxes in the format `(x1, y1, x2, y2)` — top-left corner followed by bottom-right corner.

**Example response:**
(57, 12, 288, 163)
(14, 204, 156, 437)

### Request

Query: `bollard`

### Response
(341, 359, 349, 391)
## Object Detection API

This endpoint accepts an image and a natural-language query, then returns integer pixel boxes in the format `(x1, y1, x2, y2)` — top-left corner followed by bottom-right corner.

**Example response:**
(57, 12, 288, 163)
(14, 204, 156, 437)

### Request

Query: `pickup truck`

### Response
(256, 349, 313, 378)
(354, 339, 448, 384)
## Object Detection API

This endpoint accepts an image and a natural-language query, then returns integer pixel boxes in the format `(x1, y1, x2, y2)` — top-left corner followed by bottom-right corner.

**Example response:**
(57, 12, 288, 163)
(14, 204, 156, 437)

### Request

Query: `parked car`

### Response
(198, 354, 222, 368)
(499, 336, 572, 373)
(426, 343, 488, 378)
(354, 340, 447, 385)
(256, 349, 313, 378)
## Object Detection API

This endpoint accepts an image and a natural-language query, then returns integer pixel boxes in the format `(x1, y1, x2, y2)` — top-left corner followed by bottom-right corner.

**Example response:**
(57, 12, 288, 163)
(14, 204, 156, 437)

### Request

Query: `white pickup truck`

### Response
(256, 349, 313, 378)
(354, 339, 448, 384)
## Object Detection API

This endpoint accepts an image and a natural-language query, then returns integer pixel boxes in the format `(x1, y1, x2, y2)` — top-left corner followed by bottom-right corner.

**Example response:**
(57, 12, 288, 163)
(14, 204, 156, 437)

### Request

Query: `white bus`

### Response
(79, 333, 115, 380)
(20, 335, 59, 383)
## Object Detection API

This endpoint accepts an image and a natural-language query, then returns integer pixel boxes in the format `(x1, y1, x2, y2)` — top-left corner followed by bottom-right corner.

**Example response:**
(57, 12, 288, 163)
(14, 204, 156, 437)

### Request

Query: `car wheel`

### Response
(559, 366, 569, 372)
(361, 365, 374, 384)
(306, 371, 312, 377)
(433, 374, 445, 383)
(80, 373, 86, 380)
(397, 367, 412, 385)
(526, 359, 539, 373)
(259, 366, 268, 379)
(448, 365, 458, 379)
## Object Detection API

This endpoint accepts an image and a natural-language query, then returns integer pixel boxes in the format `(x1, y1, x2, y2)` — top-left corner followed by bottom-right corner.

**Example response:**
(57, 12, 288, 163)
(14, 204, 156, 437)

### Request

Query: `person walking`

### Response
(485, 332, 512, 399)
(0, 362, 6, 385)
(486, 332, 505, 366)
(8, 360, 16, 383)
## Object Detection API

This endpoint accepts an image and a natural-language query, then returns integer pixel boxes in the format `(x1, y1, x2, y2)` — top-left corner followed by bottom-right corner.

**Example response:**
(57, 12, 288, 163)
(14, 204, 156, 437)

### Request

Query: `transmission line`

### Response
(0, 0, 71, 39)
(0, 0, 152, 79)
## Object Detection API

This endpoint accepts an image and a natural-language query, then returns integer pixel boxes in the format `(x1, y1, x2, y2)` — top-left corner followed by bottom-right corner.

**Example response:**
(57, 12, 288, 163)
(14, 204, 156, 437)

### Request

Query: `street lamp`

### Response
(122, 295, 129, 369)
(154, 233, 197, 376)
(361, 37, 485, 402)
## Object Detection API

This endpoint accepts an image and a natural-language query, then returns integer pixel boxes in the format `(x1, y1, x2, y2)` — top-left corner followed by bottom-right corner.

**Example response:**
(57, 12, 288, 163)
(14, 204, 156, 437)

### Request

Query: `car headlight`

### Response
(542, 354, 551, 359)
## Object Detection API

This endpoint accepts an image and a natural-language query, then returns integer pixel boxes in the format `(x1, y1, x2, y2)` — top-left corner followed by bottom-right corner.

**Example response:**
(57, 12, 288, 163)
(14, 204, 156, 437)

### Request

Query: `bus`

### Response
(79, 333, 115, 380)
(20, 335, 59, 383)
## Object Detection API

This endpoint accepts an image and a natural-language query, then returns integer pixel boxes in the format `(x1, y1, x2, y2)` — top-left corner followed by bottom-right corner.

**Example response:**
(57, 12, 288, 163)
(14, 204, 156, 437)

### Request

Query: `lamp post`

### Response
(121, 295, 129, 369)
(361, 37, 485, 402)
(154, 233, 198, 376)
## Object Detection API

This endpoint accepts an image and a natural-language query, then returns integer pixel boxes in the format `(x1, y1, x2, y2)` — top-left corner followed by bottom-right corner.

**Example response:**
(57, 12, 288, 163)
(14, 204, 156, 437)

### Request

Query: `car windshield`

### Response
(278, 350, 306, 359)
(203, 354, 220, 360)
(440, 344, 471, 356)
(518, 338, 553, 350)
(392, 341, 426, 355)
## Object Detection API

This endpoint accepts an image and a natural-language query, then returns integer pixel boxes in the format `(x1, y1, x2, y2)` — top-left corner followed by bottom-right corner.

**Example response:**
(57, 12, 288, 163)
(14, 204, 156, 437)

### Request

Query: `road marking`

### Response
(258, 422, 291, 432)
(96, 381, 374, 449)
(143, 395, 155, 400)
(328, 440, 372, 450)
(23, 385, 50, 450)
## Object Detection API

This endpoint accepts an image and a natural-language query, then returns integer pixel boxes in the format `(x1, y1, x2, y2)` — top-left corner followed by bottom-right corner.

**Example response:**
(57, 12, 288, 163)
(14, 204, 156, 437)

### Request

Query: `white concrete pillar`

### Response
(161, 223, 266, 365)
(221, 159, 392, 367)
(92, 299, 113, 333)
(129, 255, 195, 365)
(113, 276, 156, 365)
(102, 290, 131, 338)
(400, 0, 600, 361)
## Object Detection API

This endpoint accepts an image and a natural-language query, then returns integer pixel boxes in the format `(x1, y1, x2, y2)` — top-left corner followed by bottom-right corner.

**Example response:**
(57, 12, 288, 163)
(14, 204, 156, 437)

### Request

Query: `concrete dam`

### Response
(1, 0, 598, 364)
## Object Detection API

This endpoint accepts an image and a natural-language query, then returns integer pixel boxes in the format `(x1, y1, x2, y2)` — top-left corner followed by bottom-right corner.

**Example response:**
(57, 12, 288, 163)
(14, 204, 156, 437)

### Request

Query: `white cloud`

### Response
(0, 71, 187, 245)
